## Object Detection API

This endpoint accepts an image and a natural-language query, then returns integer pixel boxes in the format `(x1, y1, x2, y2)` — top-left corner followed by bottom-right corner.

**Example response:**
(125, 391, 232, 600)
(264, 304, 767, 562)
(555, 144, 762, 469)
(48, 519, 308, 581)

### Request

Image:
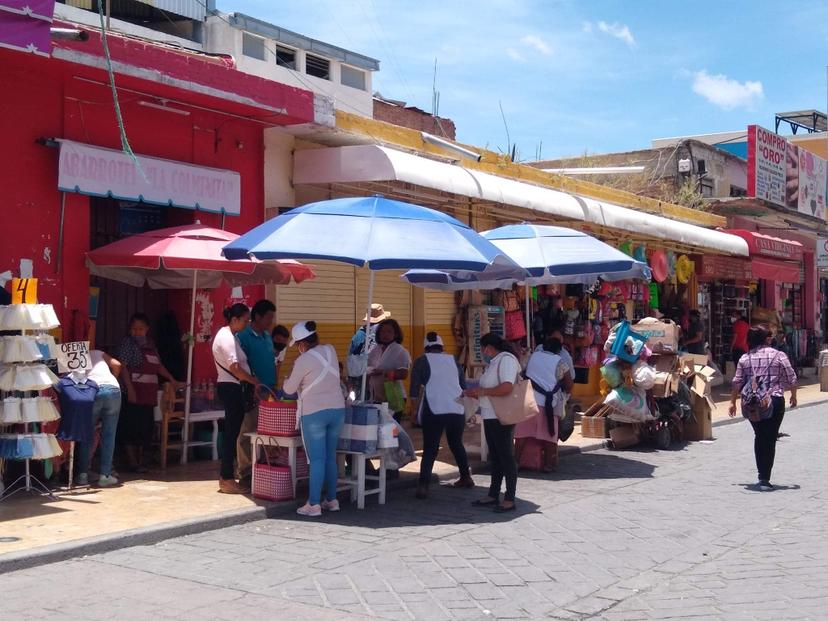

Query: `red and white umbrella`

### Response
(85, 223, 315, 463)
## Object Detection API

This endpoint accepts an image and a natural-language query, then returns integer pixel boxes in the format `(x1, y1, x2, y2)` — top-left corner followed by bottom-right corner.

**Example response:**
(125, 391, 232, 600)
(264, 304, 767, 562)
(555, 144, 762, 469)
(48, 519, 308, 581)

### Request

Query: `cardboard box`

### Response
(652, 371, 677, 398)
(609, 424, 640, 449)
(581, 416, 608, 438)
(650, 353, 678, 373)
(685, 393, 714, 441)
(634, 319, 680, 353)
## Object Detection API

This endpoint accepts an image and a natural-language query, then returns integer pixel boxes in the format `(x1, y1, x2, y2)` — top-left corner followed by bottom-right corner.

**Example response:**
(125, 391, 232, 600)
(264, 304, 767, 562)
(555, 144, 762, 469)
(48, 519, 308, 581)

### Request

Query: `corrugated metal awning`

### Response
(293, 145, 750, 257)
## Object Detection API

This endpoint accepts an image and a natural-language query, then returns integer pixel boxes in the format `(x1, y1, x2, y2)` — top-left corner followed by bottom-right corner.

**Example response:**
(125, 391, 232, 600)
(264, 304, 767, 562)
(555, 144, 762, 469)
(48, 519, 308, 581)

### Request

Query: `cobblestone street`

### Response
(4, 403, 827, 620)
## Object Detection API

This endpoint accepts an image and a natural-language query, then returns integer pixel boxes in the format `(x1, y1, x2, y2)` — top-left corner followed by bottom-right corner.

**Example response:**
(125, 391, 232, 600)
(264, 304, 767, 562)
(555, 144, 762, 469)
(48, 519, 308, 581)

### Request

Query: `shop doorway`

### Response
(89, 198, 170, 354)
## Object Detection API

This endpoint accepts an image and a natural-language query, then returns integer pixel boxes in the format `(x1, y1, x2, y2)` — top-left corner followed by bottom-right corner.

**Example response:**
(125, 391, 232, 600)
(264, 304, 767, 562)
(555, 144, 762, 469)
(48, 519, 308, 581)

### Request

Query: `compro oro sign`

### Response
(747, 125, 827, 220)
(818, 237, 828, 269)
(57, 139, 241, 215)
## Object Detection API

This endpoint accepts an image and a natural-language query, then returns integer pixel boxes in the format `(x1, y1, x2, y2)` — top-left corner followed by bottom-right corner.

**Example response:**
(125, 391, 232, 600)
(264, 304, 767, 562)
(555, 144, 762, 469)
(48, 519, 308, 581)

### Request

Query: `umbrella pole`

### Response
(525, 284, 531, 351)
(359, 269, 375, 402)
(182, 270, 197, 465)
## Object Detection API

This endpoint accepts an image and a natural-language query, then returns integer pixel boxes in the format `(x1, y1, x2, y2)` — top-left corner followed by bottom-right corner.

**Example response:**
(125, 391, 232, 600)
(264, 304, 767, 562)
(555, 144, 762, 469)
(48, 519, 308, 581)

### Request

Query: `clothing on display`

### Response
(55, 376, 99, 443)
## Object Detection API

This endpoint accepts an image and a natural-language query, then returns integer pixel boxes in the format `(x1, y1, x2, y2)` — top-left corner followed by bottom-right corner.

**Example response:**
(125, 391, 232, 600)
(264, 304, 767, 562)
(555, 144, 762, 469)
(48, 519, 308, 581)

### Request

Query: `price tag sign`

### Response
(11, 278, 38, 304)
(57, 341, 91, 374)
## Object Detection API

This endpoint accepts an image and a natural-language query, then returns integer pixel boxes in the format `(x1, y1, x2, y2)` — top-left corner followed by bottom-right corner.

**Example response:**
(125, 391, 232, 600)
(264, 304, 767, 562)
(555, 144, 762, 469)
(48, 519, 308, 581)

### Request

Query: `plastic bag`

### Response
(605, 386, 652, 423)
(631, 361, 656, 390)
(381, 420, 416, 469)
(600, 361, 624, 388)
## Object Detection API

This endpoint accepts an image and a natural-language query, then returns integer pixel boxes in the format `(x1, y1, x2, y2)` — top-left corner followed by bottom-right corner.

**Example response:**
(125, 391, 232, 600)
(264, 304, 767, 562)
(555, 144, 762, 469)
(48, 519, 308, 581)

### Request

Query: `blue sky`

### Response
(217, 1, 828, 161)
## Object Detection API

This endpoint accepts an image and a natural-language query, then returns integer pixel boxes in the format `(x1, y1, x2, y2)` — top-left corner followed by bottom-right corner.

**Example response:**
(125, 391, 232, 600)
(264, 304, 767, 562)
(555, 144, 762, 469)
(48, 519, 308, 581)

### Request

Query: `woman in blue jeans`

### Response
(77, 350, 123, 487)
(282, 321, 345, 517)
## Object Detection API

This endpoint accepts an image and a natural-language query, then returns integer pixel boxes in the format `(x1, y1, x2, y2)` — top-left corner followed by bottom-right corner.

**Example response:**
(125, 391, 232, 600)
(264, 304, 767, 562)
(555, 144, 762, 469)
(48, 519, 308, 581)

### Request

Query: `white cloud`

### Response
(692, 70, 764, 110)
(520, 34, 552, 55)
(506, 47, 526, 62)
(597, 21, 636, 47)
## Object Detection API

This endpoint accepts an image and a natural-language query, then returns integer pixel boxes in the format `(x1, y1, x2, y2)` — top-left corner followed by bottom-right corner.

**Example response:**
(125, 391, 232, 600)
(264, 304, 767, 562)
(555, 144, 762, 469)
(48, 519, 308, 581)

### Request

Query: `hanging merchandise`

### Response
(666, 251, 677, 278)
(650, 250, 669, 283)
(505, 309, 527, 341)
(676, 255, 694, 284)
(633, 245, 647, 263)
(55, 376, 99, 444)
(649, 283, 660, 309)
(619, 241, 633, 256)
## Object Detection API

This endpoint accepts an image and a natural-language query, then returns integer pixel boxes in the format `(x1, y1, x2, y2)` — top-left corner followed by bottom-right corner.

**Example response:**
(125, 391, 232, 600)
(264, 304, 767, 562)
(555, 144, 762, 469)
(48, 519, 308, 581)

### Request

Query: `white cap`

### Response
(423, 332, 444, 348)
(290, 321, 316, 346)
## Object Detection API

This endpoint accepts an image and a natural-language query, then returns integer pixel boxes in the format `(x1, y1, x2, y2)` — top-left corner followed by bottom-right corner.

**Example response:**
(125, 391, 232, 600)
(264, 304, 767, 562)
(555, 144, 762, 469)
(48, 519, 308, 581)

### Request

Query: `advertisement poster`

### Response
(747, 125, 786, 207)
(748, 125, 828, 220)
(797, 148, 826, 219)
(818, 237, 828, 270)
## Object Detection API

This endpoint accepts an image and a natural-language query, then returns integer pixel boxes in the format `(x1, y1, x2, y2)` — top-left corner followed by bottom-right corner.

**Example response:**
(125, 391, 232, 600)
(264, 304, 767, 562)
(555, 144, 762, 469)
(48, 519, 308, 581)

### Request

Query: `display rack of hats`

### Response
(0, 304, 63, 501)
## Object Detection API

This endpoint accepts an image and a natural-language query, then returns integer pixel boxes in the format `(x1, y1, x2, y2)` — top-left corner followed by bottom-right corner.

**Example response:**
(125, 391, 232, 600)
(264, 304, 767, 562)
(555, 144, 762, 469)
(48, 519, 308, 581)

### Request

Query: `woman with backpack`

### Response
(409, 331, 473, 500)
(515, 336, 573, 473)
(729, 325, 797, 491)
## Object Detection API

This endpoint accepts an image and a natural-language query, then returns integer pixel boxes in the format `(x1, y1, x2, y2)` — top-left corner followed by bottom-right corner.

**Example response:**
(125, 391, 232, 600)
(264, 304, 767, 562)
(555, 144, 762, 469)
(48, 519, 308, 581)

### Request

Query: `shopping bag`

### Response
(274, 446, 309, 479)
(337, 404, 380, 453)
(257, 387, 299, 437)
(252, 438, 294, 501)
(489, 378, 538, 426)
(383, 380, 405, 413)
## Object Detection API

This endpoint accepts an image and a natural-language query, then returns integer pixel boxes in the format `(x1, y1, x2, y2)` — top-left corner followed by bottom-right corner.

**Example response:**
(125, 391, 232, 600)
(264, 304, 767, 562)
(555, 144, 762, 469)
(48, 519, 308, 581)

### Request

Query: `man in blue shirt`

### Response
(236, 299, 276, 489)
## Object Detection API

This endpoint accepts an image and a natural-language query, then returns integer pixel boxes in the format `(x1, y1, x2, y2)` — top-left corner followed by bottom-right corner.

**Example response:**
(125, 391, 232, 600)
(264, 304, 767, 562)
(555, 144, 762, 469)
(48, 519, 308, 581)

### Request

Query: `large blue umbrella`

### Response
(223, 196, 524, 397)
(403, 224, 651, 348)
(403, 224, 651, 289)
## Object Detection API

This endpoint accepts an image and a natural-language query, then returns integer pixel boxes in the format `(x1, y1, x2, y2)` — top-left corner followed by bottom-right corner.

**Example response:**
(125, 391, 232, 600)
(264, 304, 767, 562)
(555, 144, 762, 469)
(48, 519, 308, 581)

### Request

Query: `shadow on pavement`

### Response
(736, 482, 802, 492)
(549, 451, 657, 480)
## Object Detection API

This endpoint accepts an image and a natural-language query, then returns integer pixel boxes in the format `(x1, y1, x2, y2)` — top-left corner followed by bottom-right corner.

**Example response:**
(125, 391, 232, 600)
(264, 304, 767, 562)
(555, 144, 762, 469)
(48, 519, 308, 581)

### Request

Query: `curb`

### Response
(3, 397, 825, 573)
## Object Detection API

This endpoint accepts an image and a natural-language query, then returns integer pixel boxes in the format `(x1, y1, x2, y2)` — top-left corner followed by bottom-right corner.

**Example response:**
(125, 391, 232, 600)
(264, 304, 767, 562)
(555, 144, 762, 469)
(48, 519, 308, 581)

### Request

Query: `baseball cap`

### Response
(424, 332, 444, 348)
(290, 320, 316, 346)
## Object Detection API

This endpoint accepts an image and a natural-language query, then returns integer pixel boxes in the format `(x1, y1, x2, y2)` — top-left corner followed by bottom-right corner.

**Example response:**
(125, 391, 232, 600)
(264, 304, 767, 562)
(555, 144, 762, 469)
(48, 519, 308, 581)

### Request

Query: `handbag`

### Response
(383, 380, 405, 413)
(558, 401, 576, 443)
(488, 355, 538, 426)
(337, 404, 380, 453)
(215, 360, 257, 411)
(273, 446, 309, 479)
(252, 437, 294, 501)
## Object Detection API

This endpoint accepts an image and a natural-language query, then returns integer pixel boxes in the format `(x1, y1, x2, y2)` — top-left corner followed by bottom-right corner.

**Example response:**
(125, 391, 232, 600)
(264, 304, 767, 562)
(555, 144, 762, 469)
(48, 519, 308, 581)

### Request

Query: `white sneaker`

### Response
(321, 499, 340, 512)
(296, 503, 322, 517)
(76, 473, 89, 486)
(98, 474, 119, 487)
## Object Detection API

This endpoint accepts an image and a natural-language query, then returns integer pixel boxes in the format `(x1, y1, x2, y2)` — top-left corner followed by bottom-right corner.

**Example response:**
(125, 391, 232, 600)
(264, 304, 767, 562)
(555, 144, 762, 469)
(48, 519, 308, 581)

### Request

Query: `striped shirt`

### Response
(732, 346, 797, 398)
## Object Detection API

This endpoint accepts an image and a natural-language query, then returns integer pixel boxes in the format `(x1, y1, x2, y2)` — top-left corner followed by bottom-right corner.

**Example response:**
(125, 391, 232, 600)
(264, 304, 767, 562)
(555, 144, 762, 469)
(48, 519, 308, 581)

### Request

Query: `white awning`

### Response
(294, 145, 749, 256)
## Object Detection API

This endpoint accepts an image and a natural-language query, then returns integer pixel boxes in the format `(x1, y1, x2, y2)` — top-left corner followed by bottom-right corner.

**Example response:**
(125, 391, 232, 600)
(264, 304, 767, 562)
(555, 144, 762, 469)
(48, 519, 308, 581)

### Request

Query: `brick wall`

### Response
(373, 99, 456, 139)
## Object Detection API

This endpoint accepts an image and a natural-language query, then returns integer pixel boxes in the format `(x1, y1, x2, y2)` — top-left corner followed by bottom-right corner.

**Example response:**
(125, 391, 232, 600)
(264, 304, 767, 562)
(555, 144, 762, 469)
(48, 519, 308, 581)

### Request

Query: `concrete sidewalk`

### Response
(1, 378, 824, 573)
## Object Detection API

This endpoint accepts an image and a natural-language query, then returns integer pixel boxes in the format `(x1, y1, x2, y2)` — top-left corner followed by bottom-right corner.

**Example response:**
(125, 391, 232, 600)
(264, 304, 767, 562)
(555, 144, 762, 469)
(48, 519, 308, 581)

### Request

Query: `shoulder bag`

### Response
(740, 352, 777, 422)
(488, 355, 538, 426)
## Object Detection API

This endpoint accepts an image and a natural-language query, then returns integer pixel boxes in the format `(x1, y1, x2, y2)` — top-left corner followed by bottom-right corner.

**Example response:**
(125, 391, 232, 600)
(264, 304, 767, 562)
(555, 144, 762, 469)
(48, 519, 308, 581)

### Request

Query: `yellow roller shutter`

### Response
(272, 261, 357, 377)
(424, 289, 459, 356)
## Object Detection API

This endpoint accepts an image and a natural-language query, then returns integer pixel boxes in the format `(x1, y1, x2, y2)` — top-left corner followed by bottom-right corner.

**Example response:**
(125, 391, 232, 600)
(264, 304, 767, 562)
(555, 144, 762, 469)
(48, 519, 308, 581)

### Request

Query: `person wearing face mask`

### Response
(235, 299, 276, 491)
(118, 312, 184, 473)
(464, 332, 522, 513)
(730, 311, 750, 366)
(282, 321, 345, 517)
(212, 304, 260, 494)
(272, 324, 290, 384)
(367, 318, 411, 422)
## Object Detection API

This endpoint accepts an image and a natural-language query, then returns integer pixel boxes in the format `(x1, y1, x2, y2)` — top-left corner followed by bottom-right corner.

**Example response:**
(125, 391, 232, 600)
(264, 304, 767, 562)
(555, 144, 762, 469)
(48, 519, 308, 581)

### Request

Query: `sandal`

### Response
(494, 503, 516, 513)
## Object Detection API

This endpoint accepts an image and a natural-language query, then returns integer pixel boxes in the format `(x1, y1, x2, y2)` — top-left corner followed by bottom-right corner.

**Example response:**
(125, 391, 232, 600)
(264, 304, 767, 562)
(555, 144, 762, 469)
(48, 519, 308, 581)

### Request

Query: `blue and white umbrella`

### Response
(403, 224, 651, 348)
(223, 195, 524, 396)
(403, 224, 651, 289)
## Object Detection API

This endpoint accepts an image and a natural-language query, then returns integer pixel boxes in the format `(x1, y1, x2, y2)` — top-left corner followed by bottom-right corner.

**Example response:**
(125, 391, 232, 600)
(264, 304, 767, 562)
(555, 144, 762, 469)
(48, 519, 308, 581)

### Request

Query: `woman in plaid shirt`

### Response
(729, 325, 798, 491)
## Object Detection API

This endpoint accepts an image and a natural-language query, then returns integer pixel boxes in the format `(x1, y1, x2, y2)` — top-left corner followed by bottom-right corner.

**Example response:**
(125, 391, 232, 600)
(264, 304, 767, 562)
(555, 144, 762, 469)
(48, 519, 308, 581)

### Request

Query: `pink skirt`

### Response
(514, 406, 558, 443)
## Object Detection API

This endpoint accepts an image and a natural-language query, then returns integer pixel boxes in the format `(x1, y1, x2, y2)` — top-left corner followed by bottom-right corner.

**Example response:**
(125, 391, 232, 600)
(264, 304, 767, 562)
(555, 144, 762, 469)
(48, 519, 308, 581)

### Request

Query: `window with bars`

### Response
(305, 54, 330, 80)
(275, 45, 296, 69)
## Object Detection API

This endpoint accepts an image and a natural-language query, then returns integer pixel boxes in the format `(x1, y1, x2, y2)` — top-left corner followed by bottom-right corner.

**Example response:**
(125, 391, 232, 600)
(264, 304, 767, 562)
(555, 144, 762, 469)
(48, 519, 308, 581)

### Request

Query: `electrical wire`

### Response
(97, 0, 145, 179)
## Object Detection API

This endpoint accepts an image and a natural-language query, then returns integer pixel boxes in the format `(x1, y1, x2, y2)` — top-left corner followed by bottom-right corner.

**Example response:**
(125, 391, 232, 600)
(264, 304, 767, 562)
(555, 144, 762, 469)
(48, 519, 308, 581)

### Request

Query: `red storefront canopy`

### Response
(723, 229, 803, 261)
(750, 256, 802, 283)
